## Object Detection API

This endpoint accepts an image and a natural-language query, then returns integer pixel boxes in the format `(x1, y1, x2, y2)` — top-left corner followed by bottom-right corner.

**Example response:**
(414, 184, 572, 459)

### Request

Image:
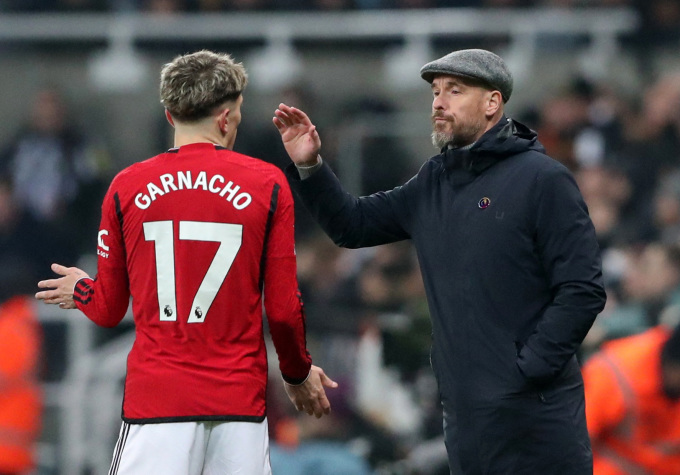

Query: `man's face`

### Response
(430, 75, 490, 149)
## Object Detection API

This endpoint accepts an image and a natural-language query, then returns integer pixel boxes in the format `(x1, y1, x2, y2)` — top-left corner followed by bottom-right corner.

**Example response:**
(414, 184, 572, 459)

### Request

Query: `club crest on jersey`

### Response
(478, 197, 491, 209)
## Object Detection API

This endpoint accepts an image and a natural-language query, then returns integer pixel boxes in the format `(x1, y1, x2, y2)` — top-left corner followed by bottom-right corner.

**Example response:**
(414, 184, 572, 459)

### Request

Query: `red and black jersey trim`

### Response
(259, 183, 280, 291)
(121, 414, 266, 424)
(74, 279, 95, 305)
(113, 192, 127, 258)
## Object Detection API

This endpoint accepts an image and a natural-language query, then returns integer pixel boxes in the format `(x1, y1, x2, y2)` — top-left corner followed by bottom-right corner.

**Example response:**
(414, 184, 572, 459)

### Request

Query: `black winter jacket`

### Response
(286, 117, 606, 473)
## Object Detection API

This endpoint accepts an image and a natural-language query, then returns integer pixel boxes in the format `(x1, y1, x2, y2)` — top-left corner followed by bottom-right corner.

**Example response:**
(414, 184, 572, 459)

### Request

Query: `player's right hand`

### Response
(35, 263, 90, 309)
(284, 365, 338, 419)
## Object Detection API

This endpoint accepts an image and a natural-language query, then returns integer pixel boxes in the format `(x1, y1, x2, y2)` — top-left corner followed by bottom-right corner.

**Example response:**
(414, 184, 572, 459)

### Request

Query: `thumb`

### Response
(318, 369, 338, 389)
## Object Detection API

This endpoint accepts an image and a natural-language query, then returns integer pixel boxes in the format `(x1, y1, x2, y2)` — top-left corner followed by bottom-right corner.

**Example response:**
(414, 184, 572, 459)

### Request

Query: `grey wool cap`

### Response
(420, 49, 513, 103)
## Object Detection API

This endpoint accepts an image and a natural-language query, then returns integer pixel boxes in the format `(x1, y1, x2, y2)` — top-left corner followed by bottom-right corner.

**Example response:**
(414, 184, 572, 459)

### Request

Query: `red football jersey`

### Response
(74, 143, 311, 423)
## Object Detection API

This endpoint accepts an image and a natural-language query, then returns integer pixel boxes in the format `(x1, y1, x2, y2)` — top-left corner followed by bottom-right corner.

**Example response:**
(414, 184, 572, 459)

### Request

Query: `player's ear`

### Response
(165, 109, 175, 128)
(218, 107, 231, 135)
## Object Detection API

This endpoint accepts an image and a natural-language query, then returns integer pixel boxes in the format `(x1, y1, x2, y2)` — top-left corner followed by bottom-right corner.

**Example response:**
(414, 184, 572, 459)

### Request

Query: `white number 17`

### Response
(143, 220, 243, 323)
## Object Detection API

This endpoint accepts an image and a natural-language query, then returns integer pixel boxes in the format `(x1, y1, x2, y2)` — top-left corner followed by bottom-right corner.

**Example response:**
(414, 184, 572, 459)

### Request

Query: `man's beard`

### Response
(431, 116, 484, 149)
(431, 130, 453, 149)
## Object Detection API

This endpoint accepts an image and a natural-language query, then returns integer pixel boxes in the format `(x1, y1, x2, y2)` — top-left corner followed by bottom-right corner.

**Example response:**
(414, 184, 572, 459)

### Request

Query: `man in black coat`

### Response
(273, 49, 607, 474)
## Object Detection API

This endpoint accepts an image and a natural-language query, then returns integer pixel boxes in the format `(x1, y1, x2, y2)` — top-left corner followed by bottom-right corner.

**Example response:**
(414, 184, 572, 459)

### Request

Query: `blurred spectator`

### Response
(575, 166, 632, 250)
(311, 0, 353, 9)
(573, 81, 628, 171)
(139, 0, 187, 12)
(0, 87, 110, 257)
(604, 74, 680, 243)
(586, 243, 680, 354)
(633, 0, 680, 64)
(339, 97, 417, 196)
(58, 0, 108, 10)
(653, 169, 680, 245)
(295, 231, 359, 322)
(583, 321, 680, 474)
(1, 0, 108, 11)
(533, 77, 594, 171)
(0, 296, 42, 475)
(0, 179, 72, 299)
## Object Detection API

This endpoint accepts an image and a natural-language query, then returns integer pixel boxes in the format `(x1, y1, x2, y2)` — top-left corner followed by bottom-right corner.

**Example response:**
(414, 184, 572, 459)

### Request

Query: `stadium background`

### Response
(0, 0, 679, 473)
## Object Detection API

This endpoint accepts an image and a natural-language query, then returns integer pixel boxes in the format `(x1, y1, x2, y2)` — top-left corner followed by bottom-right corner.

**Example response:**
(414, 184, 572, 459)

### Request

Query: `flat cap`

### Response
(420, 49, 513, 103)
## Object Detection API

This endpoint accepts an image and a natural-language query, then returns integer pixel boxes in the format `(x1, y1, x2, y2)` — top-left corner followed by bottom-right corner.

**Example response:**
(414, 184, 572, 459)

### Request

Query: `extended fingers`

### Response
(35, 291, 64, 304)
(317, 391, 331, 416)
(274, 108, 294, 127)
(35, 288, 56, 299)
(276, 104, 312, 126)
(272, 116, 285, 132)
(288, 107, 313, 126)
(37, 278, 61, 289)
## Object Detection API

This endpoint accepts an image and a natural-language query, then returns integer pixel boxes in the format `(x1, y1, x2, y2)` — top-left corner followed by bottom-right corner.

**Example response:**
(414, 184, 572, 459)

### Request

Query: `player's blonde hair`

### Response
(160, 50, 248, 123)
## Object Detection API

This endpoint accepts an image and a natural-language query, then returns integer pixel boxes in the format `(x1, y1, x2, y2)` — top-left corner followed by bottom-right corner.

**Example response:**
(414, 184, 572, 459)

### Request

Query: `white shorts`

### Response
(108, 419, 272, 475)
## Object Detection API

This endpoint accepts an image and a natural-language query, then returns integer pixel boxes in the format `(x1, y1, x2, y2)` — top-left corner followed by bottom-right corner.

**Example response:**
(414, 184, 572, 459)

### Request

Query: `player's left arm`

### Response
(263, 179, 313, 383)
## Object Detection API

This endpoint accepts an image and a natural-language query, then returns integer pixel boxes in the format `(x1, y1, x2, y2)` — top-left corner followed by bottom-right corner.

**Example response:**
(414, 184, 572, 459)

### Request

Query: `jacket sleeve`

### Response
(285, 162, 413, 248)
(74, 185, 130, 328)
(263, 180, 312, 384)
(517, 165, 607, 383)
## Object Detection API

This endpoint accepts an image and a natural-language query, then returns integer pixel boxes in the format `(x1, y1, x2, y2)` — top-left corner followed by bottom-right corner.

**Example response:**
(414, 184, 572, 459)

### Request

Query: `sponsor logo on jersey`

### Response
(97, 229, 110, 258)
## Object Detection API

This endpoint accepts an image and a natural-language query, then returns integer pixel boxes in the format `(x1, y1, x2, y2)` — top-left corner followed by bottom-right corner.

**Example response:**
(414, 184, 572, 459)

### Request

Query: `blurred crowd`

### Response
(0, 0, 675, 19)
(1, 3, 680, 474)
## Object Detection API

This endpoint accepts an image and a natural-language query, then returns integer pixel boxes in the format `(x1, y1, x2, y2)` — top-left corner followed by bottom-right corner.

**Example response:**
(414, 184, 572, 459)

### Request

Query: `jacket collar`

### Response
(441, 116, 538, 174)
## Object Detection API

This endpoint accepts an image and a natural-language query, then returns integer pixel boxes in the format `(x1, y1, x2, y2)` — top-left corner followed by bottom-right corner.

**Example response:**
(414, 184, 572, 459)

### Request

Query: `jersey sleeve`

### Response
(262, 179, 312, 384)
(73, 184, 130, 327)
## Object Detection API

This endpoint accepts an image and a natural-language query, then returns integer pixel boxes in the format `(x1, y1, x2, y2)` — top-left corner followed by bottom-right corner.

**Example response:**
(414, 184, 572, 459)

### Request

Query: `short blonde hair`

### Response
(160, 50, 248, 123)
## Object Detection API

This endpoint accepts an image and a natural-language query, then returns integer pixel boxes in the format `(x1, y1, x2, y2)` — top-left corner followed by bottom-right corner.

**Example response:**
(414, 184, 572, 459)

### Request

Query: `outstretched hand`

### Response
(284, 365, 338, 419)
(35, 263, 90, 309)
(273, 103, 322, 167)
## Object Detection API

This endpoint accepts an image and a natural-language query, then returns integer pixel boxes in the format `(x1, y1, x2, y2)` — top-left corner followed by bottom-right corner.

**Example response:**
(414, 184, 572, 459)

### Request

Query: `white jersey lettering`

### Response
(134, 171, 253, 210)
